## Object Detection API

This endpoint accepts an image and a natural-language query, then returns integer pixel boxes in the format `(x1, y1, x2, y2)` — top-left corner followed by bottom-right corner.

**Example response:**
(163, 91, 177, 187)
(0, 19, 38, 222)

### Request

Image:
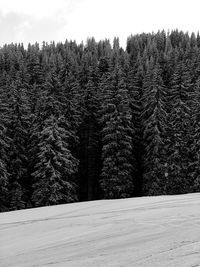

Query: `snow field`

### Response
(0, 193, 200, 266)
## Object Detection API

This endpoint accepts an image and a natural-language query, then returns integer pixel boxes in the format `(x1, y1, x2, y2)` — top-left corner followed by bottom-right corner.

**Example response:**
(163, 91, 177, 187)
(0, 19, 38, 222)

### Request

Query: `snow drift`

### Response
(0, 193, 200, 266)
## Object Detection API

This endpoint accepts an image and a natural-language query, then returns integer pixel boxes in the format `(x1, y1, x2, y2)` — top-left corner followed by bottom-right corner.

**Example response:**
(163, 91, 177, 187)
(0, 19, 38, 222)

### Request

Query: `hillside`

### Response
(1, 193, 200, 266)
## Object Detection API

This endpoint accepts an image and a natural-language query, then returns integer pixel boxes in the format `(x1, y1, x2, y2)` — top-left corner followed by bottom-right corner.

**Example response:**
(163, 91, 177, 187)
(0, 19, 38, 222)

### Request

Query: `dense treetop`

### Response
(0, 30, 200, 211)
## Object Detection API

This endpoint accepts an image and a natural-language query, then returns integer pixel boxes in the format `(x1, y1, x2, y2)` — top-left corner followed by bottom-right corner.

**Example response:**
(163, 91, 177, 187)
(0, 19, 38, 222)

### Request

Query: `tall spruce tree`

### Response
(191, 77, 200, 191)
(100, 65, 134, 198)
(127, 61, 144, 196)
(78, 77, 101, 200)
(0, 76, 10, 211)
(142, 62, 168, 195)
(32, 116, 78, 206)
(31, 69, 79, 206)
(7, 76, 30, 210)
(165, 60, 193, 194)
(0, 135, 9, 211)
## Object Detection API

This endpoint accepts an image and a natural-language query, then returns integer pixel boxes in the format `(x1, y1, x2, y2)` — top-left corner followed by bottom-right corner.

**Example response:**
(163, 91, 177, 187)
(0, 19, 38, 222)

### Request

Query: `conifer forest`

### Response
(1, 30, 200, 212)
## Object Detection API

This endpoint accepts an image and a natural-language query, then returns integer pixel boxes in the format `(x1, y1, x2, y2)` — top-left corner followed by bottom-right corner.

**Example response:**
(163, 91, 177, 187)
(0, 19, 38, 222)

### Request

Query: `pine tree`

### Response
(100, 65, 134, 198)
(78, 77, 101, 200)
(127, 61, 144, 196)
(142, 62, 168, 195)
(0, 75, 10, 211)
(0, 125, 10, 211)
(165, 60, 193, 194)
(32, 116, 78, 206)
(7, 76, 30, 210)
(191, 77, 200, 191)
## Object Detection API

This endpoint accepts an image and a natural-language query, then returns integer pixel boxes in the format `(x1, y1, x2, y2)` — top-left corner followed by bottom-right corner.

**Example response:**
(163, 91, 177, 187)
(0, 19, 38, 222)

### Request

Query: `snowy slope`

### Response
(0, 193, 200, 267)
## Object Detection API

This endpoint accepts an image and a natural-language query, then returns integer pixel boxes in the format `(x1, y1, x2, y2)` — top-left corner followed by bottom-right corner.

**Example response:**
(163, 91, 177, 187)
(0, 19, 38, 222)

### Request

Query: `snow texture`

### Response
(0, 193, 200, 266)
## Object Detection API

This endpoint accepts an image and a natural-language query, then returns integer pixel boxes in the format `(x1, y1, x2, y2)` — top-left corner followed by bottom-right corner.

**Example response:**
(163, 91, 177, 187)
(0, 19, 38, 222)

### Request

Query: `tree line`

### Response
(0, 30, 200, 212)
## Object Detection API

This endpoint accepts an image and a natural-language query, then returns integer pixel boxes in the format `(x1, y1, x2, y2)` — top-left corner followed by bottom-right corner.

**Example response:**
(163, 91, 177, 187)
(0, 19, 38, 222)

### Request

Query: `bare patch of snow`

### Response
(0, 193, 200, 266)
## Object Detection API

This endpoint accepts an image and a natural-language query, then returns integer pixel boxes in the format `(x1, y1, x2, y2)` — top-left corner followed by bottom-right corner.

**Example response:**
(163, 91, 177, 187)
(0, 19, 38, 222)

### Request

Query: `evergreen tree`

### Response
(0, 154, 9, 211)
(127, 61, 144, 196)
(100, 65, 134, 198)
(0, 79, 10, 211)
(0, 125, 10, 211)
(78, 77, 101, 200)
(142, 62, 168, 195)
(32, 116, 78, 206)
(191, 77, 200, 191)
(7, 76, 30, 210)
(165, 60, 193, 194)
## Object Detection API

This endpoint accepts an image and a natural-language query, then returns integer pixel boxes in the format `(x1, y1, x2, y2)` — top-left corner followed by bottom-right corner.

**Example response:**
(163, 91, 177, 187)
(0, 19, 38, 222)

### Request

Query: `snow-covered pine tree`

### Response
(0, 73, 10, 211)
(7, 75, 30, 210)
(58, 58, 81, 151)
(0, 123, 10, 211)
(31, 67, 80, 206)
(31, 115, 78, 206)
(100, 65, 134, 198)
(165, 60, 193, 194)
(27, 52, 45, 114)
(191, 77, 200, 191)
(142, 61, 168, 195)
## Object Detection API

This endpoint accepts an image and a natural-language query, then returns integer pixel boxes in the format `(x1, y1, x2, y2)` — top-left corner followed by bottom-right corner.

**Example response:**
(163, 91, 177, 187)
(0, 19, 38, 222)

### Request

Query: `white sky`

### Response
(0, 0, 200, 48)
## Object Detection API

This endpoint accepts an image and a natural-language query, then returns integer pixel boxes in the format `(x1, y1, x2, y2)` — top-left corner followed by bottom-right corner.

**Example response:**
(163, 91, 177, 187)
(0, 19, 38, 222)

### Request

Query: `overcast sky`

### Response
(0, 0, 200, 48)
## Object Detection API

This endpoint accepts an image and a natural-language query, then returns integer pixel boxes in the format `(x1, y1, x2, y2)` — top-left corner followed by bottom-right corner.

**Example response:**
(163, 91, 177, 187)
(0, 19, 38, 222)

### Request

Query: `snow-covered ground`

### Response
(0, 193, 200, 267)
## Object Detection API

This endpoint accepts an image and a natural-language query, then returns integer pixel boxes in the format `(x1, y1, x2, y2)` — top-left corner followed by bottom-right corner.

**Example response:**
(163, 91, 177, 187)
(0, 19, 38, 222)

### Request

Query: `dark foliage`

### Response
(0, 30, 200, 211)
